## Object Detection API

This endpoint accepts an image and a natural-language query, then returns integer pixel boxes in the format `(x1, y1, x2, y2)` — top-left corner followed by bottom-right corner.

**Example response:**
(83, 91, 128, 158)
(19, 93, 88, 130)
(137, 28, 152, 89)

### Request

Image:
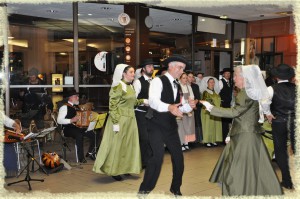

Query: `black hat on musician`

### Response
(271, 64, 295, 80)
(64, 88, 79, 98)
(221, 68, 233, 74)
(163, 55, 188, 67)
(140, 58, 157, 68)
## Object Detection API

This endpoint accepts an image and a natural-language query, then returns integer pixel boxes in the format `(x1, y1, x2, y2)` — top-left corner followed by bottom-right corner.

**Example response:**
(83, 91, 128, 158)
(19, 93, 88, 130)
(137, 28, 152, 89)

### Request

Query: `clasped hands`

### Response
(168, 98, 196, 117)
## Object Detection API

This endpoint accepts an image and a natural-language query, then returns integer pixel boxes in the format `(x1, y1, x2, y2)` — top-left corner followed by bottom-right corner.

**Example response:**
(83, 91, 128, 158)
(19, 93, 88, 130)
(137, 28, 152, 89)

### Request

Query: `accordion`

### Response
(76, 111, 99, 128)
(2, 129, 25, 143)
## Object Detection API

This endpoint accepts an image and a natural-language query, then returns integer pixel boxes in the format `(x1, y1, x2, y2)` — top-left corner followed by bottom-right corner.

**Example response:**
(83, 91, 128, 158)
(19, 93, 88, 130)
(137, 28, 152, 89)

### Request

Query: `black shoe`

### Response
(124, 174, 131, 176)
(170, 188, 182, 196)
(112, 175, 123, 181)
(79, 158, 87, 163)
(281, 181, 294, 189)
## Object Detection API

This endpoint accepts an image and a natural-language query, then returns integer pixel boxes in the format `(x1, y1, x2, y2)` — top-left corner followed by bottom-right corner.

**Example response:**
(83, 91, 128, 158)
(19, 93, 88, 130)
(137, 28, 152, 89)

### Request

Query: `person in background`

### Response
(177, 72, 196, 151)
(57, 89, 97, 163)
(186, 71, 202, 144)
(27, 67, 44, 93)
(218, 68, 233, 145)
(138, 55, 196, 196)
(265, 64, 296, 190)
(195, 72, 204, 91)
(200, 76, 222, 147)
(2, 113, 22, 177)
(133, 58, 155, 169)
(201, 65, 283, 196)
(93, 64, 146, 181)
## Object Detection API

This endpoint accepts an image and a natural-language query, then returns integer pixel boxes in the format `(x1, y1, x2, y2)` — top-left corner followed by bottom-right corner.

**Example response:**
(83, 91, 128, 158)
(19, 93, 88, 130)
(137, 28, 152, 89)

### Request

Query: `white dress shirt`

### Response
(218, 77, 230, 90)
(2, 113, 15, 128)
(263, 80, 289, 116)
(57, 101, 74, 125)
(133, 75, 151, 112)
(149, 72, 192, 113)
(133, 74, 152, 98)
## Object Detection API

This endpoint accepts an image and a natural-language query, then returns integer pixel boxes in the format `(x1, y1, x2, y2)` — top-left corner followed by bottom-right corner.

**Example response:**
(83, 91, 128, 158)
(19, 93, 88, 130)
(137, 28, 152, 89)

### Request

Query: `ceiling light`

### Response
(59, 52, 67, 55)
(88, 13, 92, 16)
(201, 18, 205, 22)
(8, 36, 14, 39)
(46, 10, 58, 13)
(220, 15, 228, 19)
(101, 7, 112, 10)
(275, 11, 292, 15)
(172, 18, 182, 21)
(78, 13, 82, 16)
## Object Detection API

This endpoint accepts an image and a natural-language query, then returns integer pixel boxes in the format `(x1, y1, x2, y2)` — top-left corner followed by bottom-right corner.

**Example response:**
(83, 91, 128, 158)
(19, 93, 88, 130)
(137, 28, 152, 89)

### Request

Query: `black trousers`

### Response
(135, 110, 152, 168)
(63, 126, 98, 160)
(139, 120, 184, 193)
(272, 116, 295, 184)
(221, 102, 232, 143)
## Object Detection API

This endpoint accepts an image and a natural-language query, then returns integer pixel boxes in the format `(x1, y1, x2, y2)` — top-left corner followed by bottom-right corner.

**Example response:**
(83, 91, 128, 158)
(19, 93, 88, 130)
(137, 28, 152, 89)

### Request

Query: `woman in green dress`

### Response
(200, 65, 283, 196)
(200, 77, 222, 147)
(93, 64, 145, 181)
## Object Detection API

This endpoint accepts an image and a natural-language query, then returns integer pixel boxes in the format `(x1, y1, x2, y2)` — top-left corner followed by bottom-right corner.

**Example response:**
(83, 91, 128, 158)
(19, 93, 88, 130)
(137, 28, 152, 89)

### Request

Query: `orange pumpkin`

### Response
(42, 152, 60, 169)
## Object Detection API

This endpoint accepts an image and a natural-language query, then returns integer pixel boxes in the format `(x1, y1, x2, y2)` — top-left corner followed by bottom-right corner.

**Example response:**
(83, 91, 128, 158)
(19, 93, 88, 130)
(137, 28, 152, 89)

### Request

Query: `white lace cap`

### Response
(112, 64, 129, 87)
(239, 65, 270, 101)
(199, 76, 220, 94)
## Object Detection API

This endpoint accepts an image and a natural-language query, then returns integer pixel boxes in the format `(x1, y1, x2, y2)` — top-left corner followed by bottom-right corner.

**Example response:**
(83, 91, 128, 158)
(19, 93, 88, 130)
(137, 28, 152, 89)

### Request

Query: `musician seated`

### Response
(57, 89, 97, 163)
(2, 113, 21, 177)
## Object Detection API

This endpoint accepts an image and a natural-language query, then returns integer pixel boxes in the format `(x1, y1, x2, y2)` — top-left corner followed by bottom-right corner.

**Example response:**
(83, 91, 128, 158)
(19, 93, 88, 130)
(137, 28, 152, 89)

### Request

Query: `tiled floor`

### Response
(2, 136, 297, 198)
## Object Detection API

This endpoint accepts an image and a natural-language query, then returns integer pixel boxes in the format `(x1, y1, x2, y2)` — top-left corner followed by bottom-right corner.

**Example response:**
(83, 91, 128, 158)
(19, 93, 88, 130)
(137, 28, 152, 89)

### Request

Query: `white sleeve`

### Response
(219, 80, 223, 90)
(148, 77, 169, 112)
(132, 79, 141, 98)
(3, 115, 15, 128)
(261, 86, 274, 115)
(57, 105, 72, 125)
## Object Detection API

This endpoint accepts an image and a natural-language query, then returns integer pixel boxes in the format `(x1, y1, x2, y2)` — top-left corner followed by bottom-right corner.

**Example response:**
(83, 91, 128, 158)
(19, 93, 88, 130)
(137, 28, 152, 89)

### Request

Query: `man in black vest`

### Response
(138, 55, 196, 196)
(57, 89, 97, 163)
(219, 68, 233, 144)
(133, 58, 155, 169)
(266, 64, 295, 189)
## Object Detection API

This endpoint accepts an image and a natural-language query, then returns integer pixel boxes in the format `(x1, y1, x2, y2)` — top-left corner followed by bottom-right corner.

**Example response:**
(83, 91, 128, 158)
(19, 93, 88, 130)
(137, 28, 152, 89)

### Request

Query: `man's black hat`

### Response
(271, 64, 295, 80)
(163, 55, 188, 66)
(140, 58, 157, 67)
(64, 88, 79, 98)
(221, 68, 233, 74)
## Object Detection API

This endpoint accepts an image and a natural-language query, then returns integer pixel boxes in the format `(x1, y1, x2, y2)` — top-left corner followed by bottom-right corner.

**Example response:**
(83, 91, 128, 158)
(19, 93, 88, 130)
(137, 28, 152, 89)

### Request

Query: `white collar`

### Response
(143, 74, 152, 81)
(67, 101, 74, 106)
(165, 72, 176, 83)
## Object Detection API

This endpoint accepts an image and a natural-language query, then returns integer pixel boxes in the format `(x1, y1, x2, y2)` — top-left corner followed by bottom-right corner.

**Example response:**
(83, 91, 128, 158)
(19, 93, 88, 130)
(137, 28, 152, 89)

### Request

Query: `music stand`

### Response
(51, 114, 71, 160)
(87, 113, 108, 157)
(7, 141, 46, 190)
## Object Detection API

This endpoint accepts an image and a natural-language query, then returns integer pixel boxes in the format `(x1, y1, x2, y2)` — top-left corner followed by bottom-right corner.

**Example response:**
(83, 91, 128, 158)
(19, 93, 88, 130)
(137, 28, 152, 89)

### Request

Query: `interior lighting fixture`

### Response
(201, 18, 205, 22)
(172, 18, 182, 21)
(101, 7, 112, 10)
(220, 15, 228, 19)
(275, 11, 292, 16)
(46, 10, 58, 13)
(8, 36, 14, 39)
(88, 13, 92, 16)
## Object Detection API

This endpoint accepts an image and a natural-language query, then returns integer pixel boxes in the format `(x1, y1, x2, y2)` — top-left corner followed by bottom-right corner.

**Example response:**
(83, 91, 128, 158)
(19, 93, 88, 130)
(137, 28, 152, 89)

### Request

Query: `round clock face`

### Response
(94, 51, 108, 72)
(145, 16, 153, 29)
(118, 13, 130, 26)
